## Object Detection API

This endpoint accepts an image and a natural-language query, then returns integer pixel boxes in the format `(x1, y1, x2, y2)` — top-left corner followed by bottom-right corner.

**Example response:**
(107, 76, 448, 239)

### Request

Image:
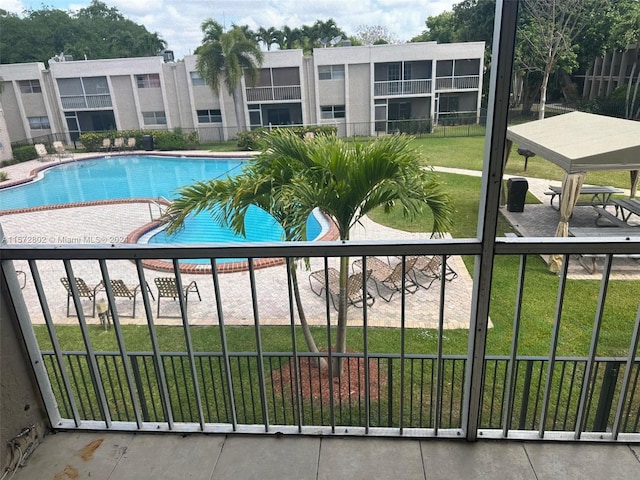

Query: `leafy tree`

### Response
(411, 12, 458, 43)
(166, 132, 452, 377)
(256, 27, 279, 51)
(196, 21, 263, 131)
(355, 25, 398, 45)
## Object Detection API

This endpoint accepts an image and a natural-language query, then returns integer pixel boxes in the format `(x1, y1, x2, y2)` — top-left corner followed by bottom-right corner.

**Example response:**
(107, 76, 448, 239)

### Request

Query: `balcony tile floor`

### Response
(11, 431, 640, 479)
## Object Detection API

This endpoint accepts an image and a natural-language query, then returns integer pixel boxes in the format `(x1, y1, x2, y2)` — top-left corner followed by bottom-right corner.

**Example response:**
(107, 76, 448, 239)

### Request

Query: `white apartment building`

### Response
(0, 41, 484, 146)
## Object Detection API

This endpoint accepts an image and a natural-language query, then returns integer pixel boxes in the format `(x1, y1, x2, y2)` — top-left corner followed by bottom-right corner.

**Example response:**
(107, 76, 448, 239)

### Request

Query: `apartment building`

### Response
(0, 41, 484, 147)
(582, 42, 640, 100)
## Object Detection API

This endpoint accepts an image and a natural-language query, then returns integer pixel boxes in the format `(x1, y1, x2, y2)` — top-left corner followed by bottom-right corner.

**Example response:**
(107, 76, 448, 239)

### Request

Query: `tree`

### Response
(256, 27, 279, 51)
(518, 0, 604, 119)
(355, 25, 398, 45)
(196, 21, 263, 131)
(166, 132, 452, 377)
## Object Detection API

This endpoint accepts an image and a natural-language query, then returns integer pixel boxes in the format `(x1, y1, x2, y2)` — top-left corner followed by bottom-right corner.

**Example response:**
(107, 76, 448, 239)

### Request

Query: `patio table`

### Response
(612, 198, 640, 223)
(544, 185, 623, 211)
(568, 226, 640, 273)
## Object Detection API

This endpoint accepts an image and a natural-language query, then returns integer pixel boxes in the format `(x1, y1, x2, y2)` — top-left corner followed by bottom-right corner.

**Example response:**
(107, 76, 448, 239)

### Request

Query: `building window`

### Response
(142, 111, 167, 125)
(320, 105, 345, 120)
(19, 80, 42, 94)
(197, 109, 222, 123)
(318, 65, 345, 80)
(136, 74, 161, 88)
(388, 63, 401, 81)
(28, 116, 50, 129)
(190, 72, 207, 86)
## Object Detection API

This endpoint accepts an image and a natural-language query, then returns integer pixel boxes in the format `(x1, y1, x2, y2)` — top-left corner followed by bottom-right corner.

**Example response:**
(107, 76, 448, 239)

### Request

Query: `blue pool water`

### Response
(0, 155, 322, 248)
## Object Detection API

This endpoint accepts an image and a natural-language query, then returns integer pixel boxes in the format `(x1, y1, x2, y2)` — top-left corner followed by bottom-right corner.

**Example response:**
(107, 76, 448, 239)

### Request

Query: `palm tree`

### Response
(264, 132, 453, 376)
(256, 26, 278, 51)
(196, 20, 263, 131)
(167, 131, 452, 376)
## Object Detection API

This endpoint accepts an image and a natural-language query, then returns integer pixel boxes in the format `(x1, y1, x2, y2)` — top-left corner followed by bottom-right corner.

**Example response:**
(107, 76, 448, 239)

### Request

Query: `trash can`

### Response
(142, 134, 154, 151)
(507, 177, 528, 212)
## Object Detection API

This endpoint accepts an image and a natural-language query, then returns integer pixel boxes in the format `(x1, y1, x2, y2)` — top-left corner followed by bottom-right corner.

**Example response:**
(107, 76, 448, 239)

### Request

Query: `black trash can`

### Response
(142, 134, 154, 151)
(507, 177, 528, 212)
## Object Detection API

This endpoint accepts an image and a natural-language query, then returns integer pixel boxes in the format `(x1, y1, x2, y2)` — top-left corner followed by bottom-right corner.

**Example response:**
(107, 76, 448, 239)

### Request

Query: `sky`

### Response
(2, 0, 459, 59)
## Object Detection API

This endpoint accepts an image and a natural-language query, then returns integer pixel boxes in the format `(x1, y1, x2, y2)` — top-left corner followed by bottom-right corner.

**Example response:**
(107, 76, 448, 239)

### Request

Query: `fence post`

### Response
(593, 361, 620, 432)
(130, 355, 150, 422)
(387, 358, 393, 427)
(518, 360, 534, 430)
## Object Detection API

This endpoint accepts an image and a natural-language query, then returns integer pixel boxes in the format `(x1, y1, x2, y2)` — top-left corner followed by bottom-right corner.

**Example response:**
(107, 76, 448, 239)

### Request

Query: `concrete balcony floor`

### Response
(11, 431, 640, 479)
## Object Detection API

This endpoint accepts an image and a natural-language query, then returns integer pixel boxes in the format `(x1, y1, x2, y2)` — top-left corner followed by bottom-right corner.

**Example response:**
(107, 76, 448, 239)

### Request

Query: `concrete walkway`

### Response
(11, 431, 640, 480)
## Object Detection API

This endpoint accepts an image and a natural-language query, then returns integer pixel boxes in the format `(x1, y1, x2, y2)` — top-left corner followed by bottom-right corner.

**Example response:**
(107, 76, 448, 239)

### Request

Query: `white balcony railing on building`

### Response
(374, 79, 432, 97)
(60, 95, 113, 110)
(245, 85, 301, 102)
(435, 75, 480, 91)
(2, 238, 640, 441)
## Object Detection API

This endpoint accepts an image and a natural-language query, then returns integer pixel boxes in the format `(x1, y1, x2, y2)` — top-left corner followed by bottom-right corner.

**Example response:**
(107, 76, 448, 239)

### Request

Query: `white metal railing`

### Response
(2, 238, 640, 441)
(435, 75, 480, 91)
(245, 85, 301, 102)
(60, 94, 113, 110)
(374, 79, 432, 96)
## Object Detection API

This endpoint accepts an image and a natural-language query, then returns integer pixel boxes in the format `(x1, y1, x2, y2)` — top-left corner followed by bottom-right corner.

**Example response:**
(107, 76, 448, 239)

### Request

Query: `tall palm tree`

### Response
(256, 26, 278, 51)
(264, 132, 453, 376)
(196, 21, 263, 131)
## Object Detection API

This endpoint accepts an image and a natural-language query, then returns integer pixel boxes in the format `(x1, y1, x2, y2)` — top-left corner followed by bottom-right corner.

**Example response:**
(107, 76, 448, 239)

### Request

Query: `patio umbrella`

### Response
(549, 171, 586, 273)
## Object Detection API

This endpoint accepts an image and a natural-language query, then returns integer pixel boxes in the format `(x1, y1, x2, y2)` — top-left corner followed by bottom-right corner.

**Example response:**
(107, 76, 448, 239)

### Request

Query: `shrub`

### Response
(0, 170, 8, 181)
(236, 125, 338, 151)
(13, 145, 38, 162)
(152, 130, 187, 150)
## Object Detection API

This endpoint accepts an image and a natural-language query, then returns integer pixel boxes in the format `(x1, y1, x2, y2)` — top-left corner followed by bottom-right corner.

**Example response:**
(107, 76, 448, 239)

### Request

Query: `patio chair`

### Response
(60, 277, 99, 317)
(126, 137, 136, 150)
(100, 138, 111, 152)
(415, 255, 458, 282)
(154, 277, 201, 317)
(95, 279, 153, 318)
(353, 256, 418, 302)
(309, 267, 374, 311)
(53, 141, 72, 161)
(113, 137, 125, 151)
(34, 143, 52, 161)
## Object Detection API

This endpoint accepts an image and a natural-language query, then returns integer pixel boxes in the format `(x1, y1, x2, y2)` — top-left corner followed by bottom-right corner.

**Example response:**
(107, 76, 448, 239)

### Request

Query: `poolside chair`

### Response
(100, 138, 111, 152)
(309, 267, 374, 311)
(154, 277, 201, 317)
(126, 137, 136, 151)
(113, 137, 125, 151)
(60, 277, 99, 317)
(353, 256, 419, 302)
(414, 255, 458, 282)
(34, 143, 52, 161)
(53, 141, 72, 161)
(95, 279, 153, 317)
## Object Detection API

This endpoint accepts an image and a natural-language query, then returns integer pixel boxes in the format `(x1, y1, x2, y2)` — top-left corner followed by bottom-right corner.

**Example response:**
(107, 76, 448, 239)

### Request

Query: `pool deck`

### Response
(0, 152, 475, 330)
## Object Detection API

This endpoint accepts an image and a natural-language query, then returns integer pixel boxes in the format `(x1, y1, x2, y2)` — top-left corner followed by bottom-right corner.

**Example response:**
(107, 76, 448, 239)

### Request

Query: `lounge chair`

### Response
(53, 141, 72, 161)
(95, 279, 153, 317)
(154, 277, 201, 317)
(114, 137, 125, 151)
(34, 143, 52, 162)
(100, 138, 111, 152)
(414, 255, 458, 282)
(126, 137, 136, 151)
(353, 256, 419, 302)
(60, 277, 99, 317)
(309, 267, 374, 311)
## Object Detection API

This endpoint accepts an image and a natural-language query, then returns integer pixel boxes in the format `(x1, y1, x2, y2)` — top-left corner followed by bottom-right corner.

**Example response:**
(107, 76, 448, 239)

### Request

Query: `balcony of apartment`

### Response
(60, 94, 113, 110)
(373, 79, 432, 97)
(245, 85, 302, 103)
(435, 75, 481, 91)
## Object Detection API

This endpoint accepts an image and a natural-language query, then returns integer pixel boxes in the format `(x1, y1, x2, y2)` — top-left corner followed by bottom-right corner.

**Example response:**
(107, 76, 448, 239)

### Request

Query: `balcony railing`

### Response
(245, 85, 301, 102)
(374, 79, 432, 97)
(60, 94, 113, 110)
(2, 239, 640, 441)
(435, 75, 480, 91)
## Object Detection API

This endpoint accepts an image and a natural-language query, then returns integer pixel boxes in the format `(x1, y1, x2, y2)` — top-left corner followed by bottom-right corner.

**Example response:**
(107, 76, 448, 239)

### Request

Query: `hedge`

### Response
(236, 125, 338, 151)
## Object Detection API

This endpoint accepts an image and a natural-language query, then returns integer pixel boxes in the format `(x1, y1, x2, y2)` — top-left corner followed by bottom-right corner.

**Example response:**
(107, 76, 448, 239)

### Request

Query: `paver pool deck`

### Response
(1, 153, 475, 329)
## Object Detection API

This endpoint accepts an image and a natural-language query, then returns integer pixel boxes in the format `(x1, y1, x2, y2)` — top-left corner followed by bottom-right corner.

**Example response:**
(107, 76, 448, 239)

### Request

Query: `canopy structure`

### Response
(505, 112, 640, 272)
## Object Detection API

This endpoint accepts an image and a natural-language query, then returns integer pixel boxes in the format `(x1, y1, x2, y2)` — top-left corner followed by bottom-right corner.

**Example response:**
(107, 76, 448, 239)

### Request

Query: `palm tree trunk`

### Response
(230, 86, 246, 131)
(290, 259, 326, 369)
(332, 255, 350, 377)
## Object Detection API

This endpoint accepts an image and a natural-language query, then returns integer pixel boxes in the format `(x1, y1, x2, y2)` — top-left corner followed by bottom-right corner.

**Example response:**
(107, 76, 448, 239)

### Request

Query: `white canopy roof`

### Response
(506, 112, 640, 173)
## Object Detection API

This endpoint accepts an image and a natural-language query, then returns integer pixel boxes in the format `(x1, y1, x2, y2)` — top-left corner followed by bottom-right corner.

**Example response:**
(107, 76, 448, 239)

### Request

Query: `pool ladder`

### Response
(148, 197, 169, 221)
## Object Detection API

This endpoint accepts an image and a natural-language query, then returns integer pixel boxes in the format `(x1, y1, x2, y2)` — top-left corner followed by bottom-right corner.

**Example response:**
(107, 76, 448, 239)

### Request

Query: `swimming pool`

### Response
(0, 155, 323, 246)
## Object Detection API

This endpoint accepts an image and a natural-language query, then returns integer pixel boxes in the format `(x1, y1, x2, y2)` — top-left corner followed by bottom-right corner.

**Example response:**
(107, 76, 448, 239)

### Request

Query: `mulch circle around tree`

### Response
(272, 352, 386, 404)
